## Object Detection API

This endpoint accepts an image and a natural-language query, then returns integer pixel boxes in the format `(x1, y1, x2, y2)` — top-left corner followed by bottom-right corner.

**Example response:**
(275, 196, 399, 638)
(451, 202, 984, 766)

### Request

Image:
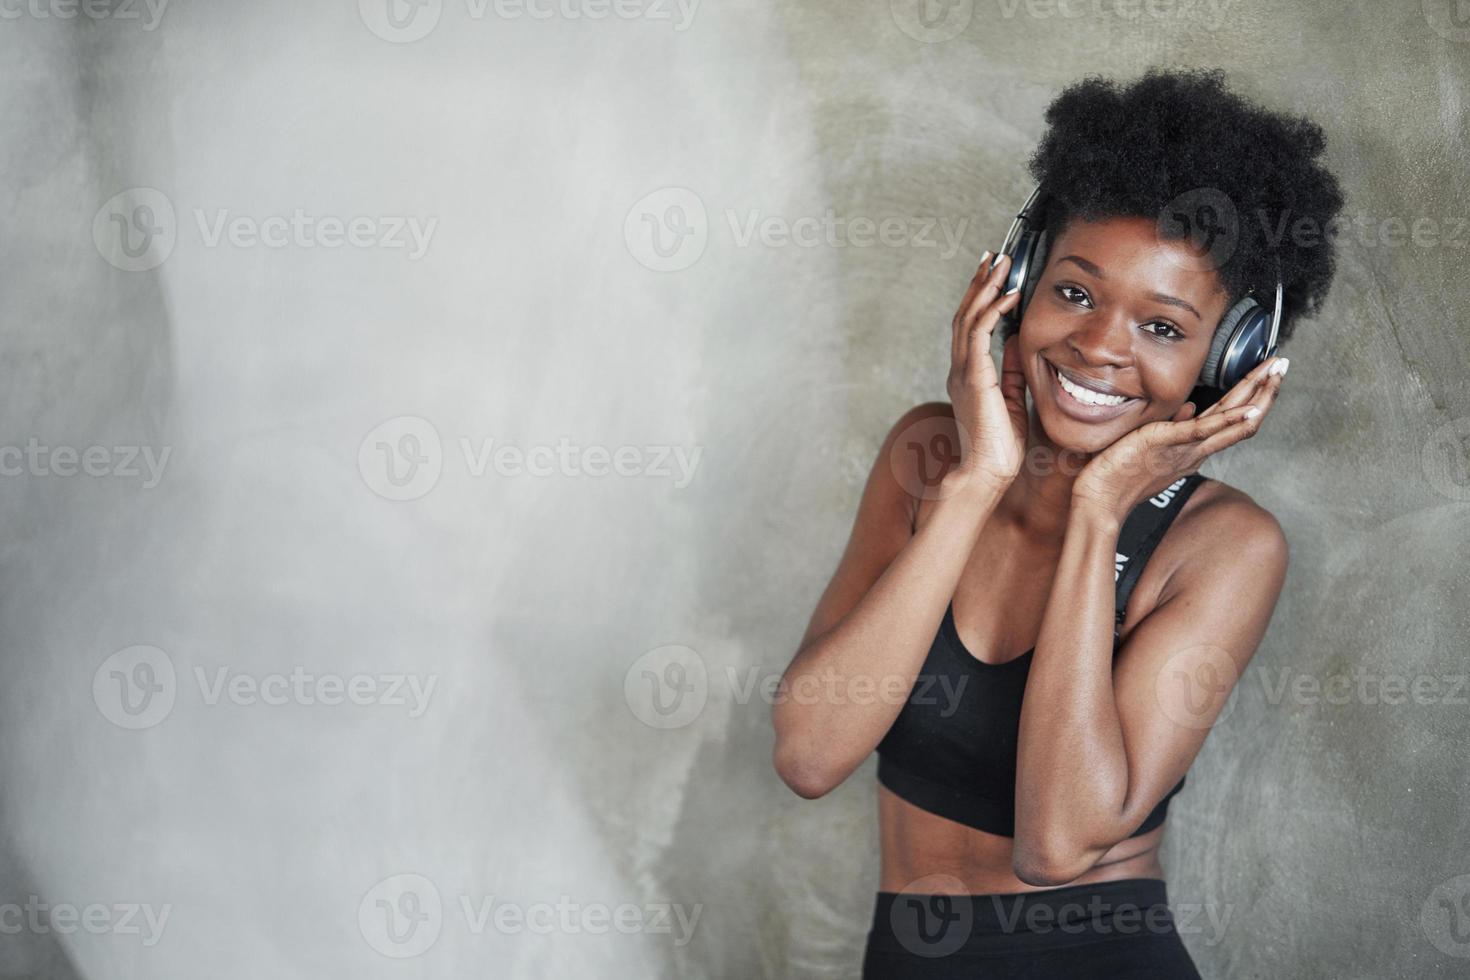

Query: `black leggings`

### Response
(861, 877, 1203, 979)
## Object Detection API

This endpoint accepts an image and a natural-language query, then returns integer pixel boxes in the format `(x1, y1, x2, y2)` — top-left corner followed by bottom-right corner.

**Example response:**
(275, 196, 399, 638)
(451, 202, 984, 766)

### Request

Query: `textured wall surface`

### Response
(0, 1, 1465, 978)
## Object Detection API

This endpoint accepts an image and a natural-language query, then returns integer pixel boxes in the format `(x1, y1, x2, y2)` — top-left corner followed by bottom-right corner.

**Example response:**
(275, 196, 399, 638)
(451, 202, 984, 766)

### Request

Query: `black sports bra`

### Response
(875, 472, 1208, 838)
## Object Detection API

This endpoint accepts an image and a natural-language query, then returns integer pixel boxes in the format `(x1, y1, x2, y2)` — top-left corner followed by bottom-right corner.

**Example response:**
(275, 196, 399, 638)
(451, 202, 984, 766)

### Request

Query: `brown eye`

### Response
(1143, 321, 1185, 341)
(1056, 284, 1092, 308)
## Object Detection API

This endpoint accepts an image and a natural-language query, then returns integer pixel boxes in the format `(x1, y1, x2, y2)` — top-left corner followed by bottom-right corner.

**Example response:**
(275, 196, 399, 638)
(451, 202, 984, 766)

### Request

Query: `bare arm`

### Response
(771, 416, 1003, 798)
(772, 251, 1024, 799)
(1011, 498, 1286, 884)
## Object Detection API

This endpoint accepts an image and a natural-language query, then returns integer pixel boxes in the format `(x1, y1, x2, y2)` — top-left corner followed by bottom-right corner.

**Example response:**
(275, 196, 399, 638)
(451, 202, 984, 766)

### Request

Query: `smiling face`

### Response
(1018, 215, 1234, 453)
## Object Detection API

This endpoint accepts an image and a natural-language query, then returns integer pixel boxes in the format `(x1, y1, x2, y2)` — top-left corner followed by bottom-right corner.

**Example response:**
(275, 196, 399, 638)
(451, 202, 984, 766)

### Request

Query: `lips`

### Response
(1043, 360, 1141, 422)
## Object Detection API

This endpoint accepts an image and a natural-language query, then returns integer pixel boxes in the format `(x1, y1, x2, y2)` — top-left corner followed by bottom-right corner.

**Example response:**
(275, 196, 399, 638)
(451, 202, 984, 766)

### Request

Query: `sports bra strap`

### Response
(1112, 472, 1207, 645)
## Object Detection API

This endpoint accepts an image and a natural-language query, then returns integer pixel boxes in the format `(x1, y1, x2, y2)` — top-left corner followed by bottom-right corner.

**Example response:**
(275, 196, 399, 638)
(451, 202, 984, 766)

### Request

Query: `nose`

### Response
(1066, 311, 1132, 369)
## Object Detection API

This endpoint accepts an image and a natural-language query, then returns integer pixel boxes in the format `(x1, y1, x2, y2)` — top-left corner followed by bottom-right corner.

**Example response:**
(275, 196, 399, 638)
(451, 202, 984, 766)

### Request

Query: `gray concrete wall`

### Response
(0, 1, 1464, 978)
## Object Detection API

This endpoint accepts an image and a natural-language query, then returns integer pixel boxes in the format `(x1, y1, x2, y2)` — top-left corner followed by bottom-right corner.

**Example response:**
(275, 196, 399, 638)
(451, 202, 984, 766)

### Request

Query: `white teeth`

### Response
(1055, 366, 1128, 406)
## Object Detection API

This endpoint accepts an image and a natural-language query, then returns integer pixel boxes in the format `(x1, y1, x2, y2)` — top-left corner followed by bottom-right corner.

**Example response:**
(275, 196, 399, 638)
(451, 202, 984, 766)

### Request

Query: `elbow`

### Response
(772, 740, 841, 800)
(1011, 837, 1095, 887)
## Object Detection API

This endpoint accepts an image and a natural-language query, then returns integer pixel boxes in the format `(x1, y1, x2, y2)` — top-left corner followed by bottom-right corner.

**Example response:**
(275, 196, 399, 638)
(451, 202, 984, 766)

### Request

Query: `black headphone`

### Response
(993, 185, 1283, 408)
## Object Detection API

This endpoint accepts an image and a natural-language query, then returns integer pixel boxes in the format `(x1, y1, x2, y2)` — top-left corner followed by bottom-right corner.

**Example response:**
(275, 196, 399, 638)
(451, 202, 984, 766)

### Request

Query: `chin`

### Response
(1035, 412, 1122, 457)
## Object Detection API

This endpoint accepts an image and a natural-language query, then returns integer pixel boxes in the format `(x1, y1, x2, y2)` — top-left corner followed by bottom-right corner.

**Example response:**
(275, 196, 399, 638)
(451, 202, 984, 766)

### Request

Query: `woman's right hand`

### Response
(947, 250, 1028, 490)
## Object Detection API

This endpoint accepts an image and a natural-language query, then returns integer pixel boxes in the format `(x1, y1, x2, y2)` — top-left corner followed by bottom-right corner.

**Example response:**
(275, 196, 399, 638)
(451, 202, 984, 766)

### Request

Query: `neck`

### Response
(996, 400, 1104, 542)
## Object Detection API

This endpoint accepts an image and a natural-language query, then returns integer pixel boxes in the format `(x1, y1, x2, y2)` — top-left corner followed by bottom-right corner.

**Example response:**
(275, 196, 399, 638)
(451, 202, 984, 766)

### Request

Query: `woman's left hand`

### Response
(1071, 354, 1290, 523)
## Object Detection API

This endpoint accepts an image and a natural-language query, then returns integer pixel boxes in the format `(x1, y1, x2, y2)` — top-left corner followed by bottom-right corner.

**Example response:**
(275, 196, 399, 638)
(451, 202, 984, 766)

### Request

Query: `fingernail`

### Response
(1278, 358, 1290, 377)
(1245, 406, 1261, 419)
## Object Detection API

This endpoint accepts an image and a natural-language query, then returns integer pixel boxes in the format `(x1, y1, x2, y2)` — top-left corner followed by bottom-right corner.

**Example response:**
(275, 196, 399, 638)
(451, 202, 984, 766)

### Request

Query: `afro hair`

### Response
(1025, 67, 1345, 345)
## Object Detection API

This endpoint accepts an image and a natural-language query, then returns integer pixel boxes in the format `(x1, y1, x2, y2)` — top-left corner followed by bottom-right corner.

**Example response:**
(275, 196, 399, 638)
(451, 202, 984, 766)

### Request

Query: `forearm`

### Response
(773, 475, 1004, 796)
(1013, 501, 1132, 872)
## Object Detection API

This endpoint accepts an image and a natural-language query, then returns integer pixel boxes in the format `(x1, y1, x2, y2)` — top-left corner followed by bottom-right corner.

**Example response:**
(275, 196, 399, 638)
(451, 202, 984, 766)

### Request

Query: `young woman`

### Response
(771, 69, 1343, 978)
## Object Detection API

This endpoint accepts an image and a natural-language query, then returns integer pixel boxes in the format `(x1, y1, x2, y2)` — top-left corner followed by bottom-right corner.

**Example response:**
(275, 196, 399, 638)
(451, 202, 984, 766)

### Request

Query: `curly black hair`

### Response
(1025, 67, 1344, 346)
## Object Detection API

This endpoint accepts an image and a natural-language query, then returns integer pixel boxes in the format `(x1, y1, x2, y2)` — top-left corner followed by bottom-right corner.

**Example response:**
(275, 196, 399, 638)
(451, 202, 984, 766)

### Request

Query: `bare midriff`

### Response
(878, 783, 1166, 894)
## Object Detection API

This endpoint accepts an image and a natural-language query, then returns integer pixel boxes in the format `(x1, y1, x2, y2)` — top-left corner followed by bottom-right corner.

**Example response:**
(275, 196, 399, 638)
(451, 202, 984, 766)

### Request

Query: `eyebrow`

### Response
(1057, 255, 1203, 321)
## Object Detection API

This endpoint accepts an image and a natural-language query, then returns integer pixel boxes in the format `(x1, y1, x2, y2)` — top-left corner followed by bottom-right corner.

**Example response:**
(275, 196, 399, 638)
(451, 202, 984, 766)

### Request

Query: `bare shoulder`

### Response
(1177, 477, 1288, 555)
(1153, 475, 1290, 599)
(1118, 475, 1289, 658)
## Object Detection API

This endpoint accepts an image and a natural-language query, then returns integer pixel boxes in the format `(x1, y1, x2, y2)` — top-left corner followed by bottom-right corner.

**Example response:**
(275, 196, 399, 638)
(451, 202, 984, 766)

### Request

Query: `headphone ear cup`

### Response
(998, 229, 1048, 343)
(1199, 295, 1257, 389)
